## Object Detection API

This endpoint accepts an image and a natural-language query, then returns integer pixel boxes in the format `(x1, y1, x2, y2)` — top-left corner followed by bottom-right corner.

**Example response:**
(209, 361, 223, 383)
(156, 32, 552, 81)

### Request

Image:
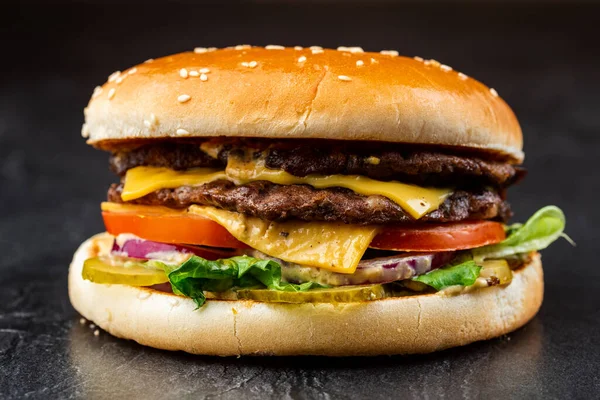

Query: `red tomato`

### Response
(102, 211, 248, 249)
(369, 221, 506, 251)
(103, 207, 505, 252)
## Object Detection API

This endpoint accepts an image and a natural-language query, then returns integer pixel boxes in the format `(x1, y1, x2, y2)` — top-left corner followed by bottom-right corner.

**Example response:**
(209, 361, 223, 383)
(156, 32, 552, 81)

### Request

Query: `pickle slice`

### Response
(82, 257, 169, 286)
(236, 285, 387, 303)
(480, 259, 513, 285)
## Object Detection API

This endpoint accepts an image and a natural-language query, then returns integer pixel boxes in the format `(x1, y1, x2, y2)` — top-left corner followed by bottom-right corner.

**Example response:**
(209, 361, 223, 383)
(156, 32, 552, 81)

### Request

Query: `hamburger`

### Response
(71, 45, 568, 356)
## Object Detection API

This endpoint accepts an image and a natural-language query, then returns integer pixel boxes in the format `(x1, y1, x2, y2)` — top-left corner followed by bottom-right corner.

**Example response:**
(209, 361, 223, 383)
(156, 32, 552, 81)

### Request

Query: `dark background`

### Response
(1, 1, 599, 398)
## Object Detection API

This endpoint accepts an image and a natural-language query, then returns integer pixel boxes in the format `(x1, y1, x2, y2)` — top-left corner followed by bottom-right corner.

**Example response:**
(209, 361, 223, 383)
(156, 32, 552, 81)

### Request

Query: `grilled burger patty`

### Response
(109, 141, 524, 188)
(108, 181, 511, 224)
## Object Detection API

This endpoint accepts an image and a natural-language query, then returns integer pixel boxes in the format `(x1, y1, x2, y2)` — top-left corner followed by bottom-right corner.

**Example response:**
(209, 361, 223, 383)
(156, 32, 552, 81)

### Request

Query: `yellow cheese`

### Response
(189, 206, 378, 273)
(121, 167, 226, 201)
(122, 162, 451, 219)
(226, 158, 451, 219)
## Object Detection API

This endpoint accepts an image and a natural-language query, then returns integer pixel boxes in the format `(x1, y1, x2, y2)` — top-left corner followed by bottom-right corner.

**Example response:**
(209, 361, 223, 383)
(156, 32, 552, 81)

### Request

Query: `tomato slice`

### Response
(102, 211, 248, 249)
(101, 204, 505, 252)
(370, 221, 506, 252)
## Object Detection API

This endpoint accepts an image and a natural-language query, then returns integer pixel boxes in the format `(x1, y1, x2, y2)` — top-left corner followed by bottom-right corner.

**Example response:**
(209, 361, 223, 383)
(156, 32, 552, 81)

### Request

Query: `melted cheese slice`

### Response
(189, 205, 378, 273)
(121, 167, 226, 202)
(226, 159, 451, 219)
(122, 162, 451, 219)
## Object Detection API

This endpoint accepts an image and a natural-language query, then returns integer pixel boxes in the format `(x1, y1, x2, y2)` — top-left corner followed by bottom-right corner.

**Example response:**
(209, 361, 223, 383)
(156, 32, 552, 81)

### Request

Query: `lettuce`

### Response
(156, 255, 324, 308)
(473, 205, 571, 262)
(412, 261, 482, 291)
(413, 206, 570, 290)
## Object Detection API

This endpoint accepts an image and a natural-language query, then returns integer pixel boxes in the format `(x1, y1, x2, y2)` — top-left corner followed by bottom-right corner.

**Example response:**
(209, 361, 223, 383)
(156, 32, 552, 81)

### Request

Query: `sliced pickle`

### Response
(480, 259, 513, 286)
(236, 285, 387, 304)
(398, 280, 431, 292)
(82, 257, 169, 286)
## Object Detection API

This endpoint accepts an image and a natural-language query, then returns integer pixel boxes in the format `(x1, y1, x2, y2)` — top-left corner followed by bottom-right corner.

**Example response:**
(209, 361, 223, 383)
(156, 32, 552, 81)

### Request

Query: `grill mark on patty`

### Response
(108, 181, 512, 225)
(108, 141, 525, 188)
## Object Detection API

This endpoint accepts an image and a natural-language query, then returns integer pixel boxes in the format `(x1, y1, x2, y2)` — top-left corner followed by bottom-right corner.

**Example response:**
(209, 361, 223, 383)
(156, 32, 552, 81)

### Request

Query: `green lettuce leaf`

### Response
(153, 255, 324, 308)
(473, 205, 571, 262)
(412, 261, 482, 291)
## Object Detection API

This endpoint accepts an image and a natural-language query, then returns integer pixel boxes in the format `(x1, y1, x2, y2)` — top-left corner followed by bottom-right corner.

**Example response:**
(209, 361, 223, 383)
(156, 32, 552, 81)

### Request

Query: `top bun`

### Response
(83, 46, 523, 162)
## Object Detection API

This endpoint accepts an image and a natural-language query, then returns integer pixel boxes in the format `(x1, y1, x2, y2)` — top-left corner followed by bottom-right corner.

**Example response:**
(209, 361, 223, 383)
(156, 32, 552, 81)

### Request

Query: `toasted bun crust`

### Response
(83, 46, 523, 162)
(69, 233, 543, 356)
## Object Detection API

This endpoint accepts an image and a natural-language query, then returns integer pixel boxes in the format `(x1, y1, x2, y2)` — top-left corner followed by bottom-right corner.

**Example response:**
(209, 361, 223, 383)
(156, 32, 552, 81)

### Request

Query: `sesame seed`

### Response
(240, 61, 249, 67)
(414, 56, 424, 62)
(89, 323, 96, 329)
(356, 60, 364, 67)
(207, 47, 217, 52)
(458, 72, 468, 80)
(380, 50, 399, 56)
(94, 329, 100, 336)
(371, 58, 378, 64)
(440, 64, 453, 72)
(235, 44, 250, 50)
(338, 75, 352, 81)
(200, 73, 208, 81)
(81, 123, 89, 138)
(144, 58, 154, 63)
(79, 318, 86, 325)
(248, 61, 258, 68)
(297, 56, 306, 63)
(490, 88, 499, 97)
(294, 46, 303, 50)
(128, 68, 137, 75)
(108, 88, 116, 99)
(108, 71, 121, 82)
(426, 59, 441, 67)
(150, 113, 157, 124)
(177, 128, 189, 135)
(265, 45, 285, 50)
(349, 47, 364, 53)
(189, 71, 199, 77)
(92, 86, 103, 98)
(199, 68, 210, 73)
(194, 47, 208, 53)
(143, 120, 151, 128)
(115, 76, 124, 84)
(311, 48, 324, 54)
(177, 94, 191, 103)
(337, 46, 351, 52)
(309, 46, 323, 51)
(179, 68, 188, 78)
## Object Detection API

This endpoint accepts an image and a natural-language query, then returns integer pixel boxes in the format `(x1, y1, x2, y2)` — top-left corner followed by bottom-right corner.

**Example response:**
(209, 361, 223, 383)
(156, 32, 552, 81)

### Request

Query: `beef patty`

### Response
(109, 141, 525, 188)
(108, 181, 511, 225)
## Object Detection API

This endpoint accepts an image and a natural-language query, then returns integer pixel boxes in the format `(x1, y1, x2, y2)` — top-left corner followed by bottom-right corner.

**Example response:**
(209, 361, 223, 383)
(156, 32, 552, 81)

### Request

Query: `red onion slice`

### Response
(112, 237, 233, 261)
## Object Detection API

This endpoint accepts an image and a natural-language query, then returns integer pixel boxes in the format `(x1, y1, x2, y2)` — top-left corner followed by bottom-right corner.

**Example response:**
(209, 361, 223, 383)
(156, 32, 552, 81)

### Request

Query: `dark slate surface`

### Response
(1, 3, 598, 399)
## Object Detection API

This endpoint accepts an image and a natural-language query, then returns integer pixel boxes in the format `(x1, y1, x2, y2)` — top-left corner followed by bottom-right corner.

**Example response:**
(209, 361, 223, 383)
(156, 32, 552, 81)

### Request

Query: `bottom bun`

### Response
(69, 233, 544, 356)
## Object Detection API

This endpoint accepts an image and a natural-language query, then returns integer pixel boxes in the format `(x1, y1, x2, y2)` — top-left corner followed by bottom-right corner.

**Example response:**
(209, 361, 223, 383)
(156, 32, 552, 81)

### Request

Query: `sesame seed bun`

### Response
(69, 233, 543, 356)
(83, 46, 524, 163)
